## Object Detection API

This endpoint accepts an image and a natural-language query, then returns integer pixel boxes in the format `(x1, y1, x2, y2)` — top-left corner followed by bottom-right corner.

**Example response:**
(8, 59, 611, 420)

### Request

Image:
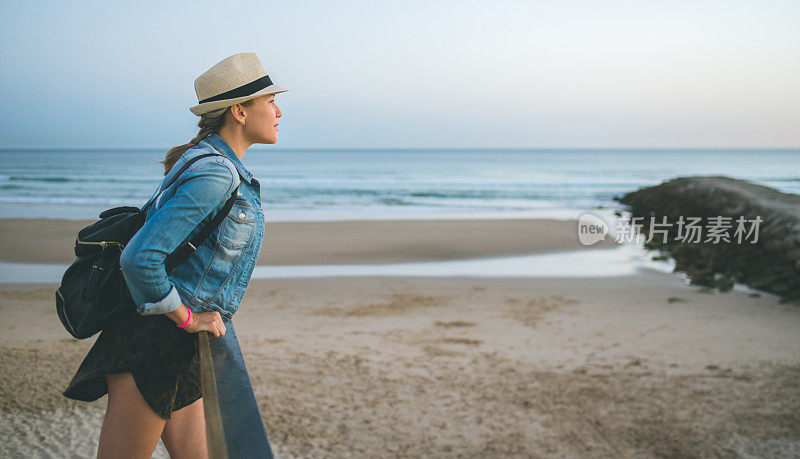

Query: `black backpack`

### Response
(55, 152, 240, 339)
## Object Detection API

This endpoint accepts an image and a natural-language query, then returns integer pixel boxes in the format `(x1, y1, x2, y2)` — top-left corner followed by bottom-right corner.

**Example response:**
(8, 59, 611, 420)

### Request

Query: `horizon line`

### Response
(1, 146, 799, 151)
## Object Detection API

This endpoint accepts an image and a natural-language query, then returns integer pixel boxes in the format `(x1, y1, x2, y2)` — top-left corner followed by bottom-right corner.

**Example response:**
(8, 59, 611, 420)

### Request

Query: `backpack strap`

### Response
(164, 183, 239, 274)
(140, 153, 226, 214)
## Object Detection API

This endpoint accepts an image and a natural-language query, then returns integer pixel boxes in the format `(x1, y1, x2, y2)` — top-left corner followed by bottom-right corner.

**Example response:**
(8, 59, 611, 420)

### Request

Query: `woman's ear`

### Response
(229, 104, 246, 125)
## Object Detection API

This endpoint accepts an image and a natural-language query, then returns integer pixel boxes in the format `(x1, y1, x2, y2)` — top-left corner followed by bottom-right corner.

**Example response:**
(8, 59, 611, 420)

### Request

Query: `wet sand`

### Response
(0, 217, 613, 265)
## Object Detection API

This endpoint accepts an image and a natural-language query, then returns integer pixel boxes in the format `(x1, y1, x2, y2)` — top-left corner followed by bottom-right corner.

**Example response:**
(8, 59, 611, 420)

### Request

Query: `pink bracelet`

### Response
(177, 308, 192, 328)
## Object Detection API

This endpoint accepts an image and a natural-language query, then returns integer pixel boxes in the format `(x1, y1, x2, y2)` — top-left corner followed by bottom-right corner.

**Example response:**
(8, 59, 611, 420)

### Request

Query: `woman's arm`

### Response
(120, 159, 237, 316)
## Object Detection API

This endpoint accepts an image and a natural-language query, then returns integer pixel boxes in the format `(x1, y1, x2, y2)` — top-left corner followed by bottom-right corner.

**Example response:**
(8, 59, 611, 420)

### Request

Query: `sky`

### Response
(0, 0, 798, 149)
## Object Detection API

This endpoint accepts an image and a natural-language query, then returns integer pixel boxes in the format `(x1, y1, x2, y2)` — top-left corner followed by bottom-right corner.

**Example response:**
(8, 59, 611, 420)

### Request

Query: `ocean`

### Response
(1, 148, 798, 221)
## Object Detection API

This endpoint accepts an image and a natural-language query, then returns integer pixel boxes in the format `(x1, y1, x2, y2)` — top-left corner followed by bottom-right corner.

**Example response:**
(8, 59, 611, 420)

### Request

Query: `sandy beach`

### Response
(1, 217, 799, 457)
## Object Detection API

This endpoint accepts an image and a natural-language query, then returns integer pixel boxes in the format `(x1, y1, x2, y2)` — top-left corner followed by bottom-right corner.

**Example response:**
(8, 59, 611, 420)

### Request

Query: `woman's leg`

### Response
(97, 372, 167, 459)
(160, 396, 208, 458)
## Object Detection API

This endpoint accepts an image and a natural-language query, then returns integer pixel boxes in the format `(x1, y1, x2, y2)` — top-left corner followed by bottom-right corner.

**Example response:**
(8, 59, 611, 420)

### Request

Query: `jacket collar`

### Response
(204, 133, 253, 184)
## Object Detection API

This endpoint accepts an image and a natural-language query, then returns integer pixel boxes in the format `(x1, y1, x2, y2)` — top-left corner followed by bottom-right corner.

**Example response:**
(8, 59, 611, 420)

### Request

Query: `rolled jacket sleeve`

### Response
(120, 160, 237, 315)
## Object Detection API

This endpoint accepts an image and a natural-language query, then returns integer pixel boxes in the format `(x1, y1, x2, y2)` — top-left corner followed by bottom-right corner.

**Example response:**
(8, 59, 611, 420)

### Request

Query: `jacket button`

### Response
(239, 212, 246, 219)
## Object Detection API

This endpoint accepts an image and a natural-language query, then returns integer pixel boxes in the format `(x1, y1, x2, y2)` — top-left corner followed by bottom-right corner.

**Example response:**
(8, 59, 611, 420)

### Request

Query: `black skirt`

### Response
(63, 305, 202, 420)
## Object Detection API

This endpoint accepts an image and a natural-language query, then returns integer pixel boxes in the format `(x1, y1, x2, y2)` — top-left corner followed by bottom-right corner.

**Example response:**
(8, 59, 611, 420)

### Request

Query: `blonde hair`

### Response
(159, 99, 255, 175)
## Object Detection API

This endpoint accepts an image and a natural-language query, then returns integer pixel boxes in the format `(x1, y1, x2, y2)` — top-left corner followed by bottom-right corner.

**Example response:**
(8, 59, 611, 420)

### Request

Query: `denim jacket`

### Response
(120, 133, 265, 321)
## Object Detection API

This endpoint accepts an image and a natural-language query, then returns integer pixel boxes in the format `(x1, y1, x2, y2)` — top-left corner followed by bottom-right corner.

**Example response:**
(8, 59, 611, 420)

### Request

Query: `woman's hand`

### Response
(183, 311, 227, 337)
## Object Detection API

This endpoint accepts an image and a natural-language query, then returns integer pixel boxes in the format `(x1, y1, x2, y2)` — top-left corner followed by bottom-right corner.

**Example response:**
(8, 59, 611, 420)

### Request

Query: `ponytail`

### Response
(159, 98, 256, 175)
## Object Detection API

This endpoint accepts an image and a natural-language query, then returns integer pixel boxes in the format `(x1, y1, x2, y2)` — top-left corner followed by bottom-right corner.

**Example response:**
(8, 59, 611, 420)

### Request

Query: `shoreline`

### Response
(0, 202, 619, 222)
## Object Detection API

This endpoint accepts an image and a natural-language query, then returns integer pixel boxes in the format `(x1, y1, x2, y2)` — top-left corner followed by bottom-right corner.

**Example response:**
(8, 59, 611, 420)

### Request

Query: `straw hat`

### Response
(190, 52, 288, 116)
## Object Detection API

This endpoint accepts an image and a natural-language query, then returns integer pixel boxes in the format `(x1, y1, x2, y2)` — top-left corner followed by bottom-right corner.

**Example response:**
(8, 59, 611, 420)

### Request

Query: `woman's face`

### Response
(243, 94, 282, 144)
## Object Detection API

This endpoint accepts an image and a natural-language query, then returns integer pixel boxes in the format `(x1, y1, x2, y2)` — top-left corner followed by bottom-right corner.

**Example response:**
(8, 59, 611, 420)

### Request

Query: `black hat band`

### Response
(198, 75, 274, 104)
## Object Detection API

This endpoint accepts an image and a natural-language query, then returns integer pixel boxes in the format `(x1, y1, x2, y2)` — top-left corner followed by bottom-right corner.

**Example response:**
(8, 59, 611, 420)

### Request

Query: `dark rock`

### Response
(615, 176, 800, 303)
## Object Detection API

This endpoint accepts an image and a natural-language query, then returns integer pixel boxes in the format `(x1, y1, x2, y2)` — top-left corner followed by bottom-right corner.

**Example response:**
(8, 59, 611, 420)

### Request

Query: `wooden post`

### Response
(198, 320, 274, 458)
(198, 330, 229, 459)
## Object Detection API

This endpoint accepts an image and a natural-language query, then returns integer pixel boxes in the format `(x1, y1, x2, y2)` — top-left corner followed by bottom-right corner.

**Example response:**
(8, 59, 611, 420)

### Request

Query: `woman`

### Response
(62, 52, 287, 458)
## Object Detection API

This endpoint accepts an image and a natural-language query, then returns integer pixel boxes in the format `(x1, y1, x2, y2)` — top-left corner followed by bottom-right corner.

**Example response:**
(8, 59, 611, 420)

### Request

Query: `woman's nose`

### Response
(276, 105, 282, 118)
